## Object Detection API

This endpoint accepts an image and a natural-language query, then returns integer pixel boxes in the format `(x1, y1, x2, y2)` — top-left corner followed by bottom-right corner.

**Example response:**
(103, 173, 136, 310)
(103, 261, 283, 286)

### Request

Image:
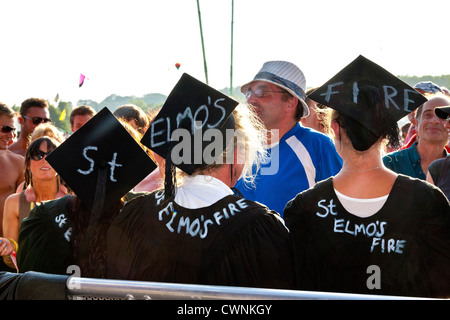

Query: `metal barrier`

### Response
(66, 277, 430, 300)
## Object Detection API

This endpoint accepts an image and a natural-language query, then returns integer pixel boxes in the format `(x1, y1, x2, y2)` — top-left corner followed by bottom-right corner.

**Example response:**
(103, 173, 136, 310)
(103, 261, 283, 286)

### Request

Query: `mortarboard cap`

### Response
(46, 107, 157, 211)
(435, 106, 450, 119)
(141, 73, 239, 175)
(308, 55, 427, 136)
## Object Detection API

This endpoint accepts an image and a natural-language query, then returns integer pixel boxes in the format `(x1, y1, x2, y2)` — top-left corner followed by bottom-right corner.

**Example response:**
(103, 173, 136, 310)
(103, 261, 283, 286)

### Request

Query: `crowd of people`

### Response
(0, 56, 449, 299)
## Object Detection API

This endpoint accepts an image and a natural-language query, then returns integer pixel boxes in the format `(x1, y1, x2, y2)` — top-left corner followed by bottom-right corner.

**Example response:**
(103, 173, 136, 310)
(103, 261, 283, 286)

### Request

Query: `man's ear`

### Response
(18, 115, 24, 126)
(285, 97, 298, 115)
(331, 119, 340, 138)
(290, 97, 299, 110)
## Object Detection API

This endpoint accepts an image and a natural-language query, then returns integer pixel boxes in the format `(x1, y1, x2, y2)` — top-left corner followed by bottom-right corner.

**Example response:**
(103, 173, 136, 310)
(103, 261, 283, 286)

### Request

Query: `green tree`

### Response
(398, 75, 450, 89)
(48, 101, 71, 133)
(129, 98, 150, 114)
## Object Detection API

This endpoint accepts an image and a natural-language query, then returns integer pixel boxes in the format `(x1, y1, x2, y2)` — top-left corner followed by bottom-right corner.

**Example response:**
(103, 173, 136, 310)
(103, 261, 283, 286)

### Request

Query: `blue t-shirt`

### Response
(235, 123, 342, 216)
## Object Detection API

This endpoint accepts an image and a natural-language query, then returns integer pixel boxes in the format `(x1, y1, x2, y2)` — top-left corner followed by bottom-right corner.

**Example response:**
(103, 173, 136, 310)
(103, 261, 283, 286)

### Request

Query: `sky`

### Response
(1, 0, 449, 108)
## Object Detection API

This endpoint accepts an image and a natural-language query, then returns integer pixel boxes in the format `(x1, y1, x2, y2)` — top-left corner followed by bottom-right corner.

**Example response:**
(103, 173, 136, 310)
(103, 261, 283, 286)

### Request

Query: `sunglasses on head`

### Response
(1, 125, 16, 134)
(30, 149, 52, 161)
(22, 115, 52, 125)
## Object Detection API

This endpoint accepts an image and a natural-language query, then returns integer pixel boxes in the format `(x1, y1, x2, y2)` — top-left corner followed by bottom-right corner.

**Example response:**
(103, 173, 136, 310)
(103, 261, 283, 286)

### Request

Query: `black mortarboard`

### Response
(308, 55, 427, 136)
(46, 107, 157, 212)
(435, 106, 450, 119)
(141, 73, 238, 196)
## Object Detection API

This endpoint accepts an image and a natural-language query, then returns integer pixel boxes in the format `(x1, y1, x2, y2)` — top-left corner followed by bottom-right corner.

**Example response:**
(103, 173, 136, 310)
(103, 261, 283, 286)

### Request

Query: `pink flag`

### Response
(79, 73, 86, 87)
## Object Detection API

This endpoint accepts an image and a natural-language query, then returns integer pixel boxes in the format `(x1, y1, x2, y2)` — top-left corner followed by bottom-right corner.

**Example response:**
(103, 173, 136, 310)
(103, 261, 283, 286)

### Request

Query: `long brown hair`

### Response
(69, 196, 124, 278)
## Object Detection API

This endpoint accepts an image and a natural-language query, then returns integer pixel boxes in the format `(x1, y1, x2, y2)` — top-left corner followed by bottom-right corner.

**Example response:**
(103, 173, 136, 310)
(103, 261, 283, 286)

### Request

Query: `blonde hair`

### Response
(31, 123, 65, 143)
(191, 103, 268, 186)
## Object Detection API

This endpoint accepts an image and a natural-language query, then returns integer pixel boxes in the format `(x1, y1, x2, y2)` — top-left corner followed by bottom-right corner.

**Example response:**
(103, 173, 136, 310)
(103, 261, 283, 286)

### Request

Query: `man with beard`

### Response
(383, 94, 450, 180)
(234, 61, 342, 216)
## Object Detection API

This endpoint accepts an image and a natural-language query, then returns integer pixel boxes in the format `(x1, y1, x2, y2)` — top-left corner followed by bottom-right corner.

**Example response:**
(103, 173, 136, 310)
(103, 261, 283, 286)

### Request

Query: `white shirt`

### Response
(334, 189, 389, 218)
(174, 175, 233, 209)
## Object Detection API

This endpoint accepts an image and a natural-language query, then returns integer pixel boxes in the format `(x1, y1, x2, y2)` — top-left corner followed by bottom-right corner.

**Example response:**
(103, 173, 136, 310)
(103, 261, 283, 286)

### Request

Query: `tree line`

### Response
(10, 74, 450, 134)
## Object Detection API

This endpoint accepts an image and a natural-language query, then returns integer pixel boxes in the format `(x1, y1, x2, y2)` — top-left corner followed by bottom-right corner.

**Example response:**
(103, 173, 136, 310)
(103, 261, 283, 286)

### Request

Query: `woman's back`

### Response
(284, 175, 450, 298)
(107, 191, 294, 289)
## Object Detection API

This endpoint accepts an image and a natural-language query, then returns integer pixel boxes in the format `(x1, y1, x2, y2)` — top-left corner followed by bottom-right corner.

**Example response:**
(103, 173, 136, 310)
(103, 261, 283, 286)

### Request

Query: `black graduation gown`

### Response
(17, 195, 74, 275)
(106, 191, 294, 289)
(17, 192, 146, 276)
(284, 175, 450, 298)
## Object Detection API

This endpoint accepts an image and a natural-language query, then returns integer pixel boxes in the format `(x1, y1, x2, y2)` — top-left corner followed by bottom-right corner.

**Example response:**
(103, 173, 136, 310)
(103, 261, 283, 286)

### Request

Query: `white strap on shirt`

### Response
(334, 189, 389, 218)
(285, 135, 316, 188)
(174, 175, 233, 209)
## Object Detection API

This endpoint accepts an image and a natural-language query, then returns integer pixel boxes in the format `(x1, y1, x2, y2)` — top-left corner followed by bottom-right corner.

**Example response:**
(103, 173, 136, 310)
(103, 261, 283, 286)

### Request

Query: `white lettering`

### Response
(77, 146, 97, 175)
(317, 198, 405, 254)
(161, 200, 249, 239)
(353, 82, 359, 103)
(107, 152, 122, 182)
(383, 85, 400, 110)
(403, 89, 418, 113)
(320, 81, 344, 102)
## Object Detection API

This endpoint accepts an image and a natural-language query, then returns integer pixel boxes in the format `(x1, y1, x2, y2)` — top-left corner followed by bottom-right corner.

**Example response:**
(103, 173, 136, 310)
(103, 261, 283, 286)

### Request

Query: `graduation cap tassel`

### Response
(164, 145, 177, 199)
(79, 165, 108, 277)
(90, 165, 108, 225)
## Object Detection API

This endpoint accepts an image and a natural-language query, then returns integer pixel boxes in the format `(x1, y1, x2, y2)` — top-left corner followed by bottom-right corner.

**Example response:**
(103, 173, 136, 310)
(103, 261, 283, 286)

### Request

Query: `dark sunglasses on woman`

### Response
(30, 149, 53, 161)
(1, 125, 16, 133)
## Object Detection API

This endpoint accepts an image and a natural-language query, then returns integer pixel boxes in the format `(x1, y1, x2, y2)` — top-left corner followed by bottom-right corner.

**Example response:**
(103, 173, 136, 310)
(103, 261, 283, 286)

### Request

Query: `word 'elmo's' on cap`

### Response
(141, 73, 239, 176)
(46, 107, 156, 210)
(307, 55, 427, 135)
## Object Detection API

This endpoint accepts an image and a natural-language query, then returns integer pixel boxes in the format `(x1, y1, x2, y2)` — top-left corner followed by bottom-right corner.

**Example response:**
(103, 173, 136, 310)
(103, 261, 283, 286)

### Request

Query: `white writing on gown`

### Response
(316, 199, 406, 254)
(55, 213, 72, 242)
(155, 191, 249, 239)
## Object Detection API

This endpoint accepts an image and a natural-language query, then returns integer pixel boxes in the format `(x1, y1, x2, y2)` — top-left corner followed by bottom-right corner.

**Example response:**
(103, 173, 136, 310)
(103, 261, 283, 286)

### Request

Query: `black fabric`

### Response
(17, 192, 147, 276)
(106, 191, 294, 289)
(17, 195, 74, 275)
(428, 155, 450, 200)
(284, 175, 450, 298)
(18, 190, 31, 224)
(0, 271, 68, 300)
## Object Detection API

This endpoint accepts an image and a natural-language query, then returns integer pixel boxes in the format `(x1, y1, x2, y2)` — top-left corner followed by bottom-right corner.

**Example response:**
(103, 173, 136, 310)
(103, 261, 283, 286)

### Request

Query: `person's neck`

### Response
(17, 133, 31, 147)
(340, 159, 384, 174)
(416, 140, 446, 174)
(335, 153, 396, 198)
(202, 165, 235, 188)
(416, 140, 446, 162)
(32, 179, 59, 203)
(338, 144, 385, 174)
(266, 122, 297, 145)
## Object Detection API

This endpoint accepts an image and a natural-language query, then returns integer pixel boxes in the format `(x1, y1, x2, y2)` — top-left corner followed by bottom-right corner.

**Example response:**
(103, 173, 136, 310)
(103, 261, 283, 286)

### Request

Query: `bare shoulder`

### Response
(4, 192, 20, 212)
(0, 150, 24, 166)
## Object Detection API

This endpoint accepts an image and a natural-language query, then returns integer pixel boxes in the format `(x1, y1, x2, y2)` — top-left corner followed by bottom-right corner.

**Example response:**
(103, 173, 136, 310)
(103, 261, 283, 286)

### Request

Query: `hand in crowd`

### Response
(0, 237, 14, 257)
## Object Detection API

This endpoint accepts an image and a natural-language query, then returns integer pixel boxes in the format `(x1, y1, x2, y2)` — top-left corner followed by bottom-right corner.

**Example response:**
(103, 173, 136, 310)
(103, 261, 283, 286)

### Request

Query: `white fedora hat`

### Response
(241, 61, 309, 118)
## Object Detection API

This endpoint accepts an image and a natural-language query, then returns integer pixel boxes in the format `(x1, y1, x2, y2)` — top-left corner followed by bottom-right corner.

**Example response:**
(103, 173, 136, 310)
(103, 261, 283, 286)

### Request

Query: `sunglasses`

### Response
(245, 88, 286, 99)
(22, 115, 52, 125)
(1, 125, 16, 134)
(30, 149, 52, 161)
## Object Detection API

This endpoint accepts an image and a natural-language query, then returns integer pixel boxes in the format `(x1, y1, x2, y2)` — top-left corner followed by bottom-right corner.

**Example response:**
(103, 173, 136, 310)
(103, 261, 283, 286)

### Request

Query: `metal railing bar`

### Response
(67, 277, 432, 300)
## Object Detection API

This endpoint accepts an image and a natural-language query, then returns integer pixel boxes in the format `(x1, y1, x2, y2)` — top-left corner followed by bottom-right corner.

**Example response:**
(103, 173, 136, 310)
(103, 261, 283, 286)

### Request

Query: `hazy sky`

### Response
(1, 0, 449, 107)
